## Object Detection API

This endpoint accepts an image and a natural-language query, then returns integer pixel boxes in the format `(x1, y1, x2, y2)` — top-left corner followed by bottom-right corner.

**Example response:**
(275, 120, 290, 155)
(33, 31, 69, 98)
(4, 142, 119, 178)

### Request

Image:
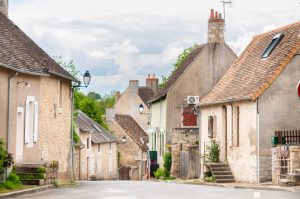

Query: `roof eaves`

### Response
(48, 70, 80, 83)
(198, 96, 252, 107)
(148, 93, 166, 104)
(0, 62, 49, 76)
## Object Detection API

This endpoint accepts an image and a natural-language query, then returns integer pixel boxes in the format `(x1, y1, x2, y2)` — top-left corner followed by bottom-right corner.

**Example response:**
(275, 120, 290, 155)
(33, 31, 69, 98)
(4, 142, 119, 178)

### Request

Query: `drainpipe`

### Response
(7, 72, 18, 151)
(197, 105, 203, 180)
(70, 87, 75, 181)
(6, 71, 18, 177)
(256, 98, 260, 184)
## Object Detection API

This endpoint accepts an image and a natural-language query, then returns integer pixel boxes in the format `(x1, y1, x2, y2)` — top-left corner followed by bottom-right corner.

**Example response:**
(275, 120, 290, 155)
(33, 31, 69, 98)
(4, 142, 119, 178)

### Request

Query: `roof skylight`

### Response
(262, 33, 284, 58)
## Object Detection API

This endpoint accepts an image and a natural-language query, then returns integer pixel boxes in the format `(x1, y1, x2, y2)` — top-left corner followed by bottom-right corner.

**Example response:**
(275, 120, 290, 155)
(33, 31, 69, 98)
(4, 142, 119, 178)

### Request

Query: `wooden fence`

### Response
(275, 130, 300, 145)
(179, 146, 199, 179)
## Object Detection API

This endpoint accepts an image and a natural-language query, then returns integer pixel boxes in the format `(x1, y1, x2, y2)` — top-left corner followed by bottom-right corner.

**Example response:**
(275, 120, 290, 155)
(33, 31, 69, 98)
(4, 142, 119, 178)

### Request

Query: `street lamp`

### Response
(70, 70, 91, 180)
(118, 136, 127, 144)
(82, 71, 91, 87)
(139, 104, 144, 114)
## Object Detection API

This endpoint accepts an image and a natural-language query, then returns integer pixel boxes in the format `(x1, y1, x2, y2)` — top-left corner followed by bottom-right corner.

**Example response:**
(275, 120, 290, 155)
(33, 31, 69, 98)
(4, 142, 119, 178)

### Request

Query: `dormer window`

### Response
(261, 33, 284, 58)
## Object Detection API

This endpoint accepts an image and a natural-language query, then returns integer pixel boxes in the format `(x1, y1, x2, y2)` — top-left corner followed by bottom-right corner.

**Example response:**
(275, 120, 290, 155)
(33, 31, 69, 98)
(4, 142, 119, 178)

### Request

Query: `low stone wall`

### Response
(272, 145, 300, 184)
(171, 128, 199, 177)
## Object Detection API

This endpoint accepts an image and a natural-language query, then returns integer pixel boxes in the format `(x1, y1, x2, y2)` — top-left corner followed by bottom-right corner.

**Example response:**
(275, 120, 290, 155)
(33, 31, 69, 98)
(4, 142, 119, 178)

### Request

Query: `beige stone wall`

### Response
(107, 120, 140, 167)
(171, 129, 199, 177)
(115, 81, 150, 130)
(0, 68, 9, 142)
(39, 76, 72, 180)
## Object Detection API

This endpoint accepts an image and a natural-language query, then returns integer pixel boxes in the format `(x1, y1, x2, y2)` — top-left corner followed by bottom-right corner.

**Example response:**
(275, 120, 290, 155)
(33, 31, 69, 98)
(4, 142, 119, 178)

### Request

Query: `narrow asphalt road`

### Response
(14, 181, 300, 199)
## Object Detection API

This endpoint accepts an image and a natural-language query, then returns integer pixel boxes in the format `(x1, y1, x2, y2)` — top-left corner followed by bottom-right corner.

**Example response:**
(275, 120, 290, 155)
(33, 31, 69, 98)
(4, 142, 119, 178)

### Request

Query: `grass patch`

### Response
(0, 185, 37, 194)
(162, 176, 176, 181)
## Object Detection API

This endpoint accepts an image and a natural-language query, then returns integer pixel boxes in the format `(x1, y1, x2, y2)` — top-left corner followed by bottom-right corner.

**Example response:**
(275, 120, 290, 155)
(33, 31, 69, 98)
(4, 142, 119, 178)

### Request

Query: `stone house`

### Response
(148, 9, 237, 177)
(106, 113, 149, 180)
(105, 75, 156, 180)
(75, 111, 118, 180)
(198, 21, 300, 183)
(0, 4, 77, 180)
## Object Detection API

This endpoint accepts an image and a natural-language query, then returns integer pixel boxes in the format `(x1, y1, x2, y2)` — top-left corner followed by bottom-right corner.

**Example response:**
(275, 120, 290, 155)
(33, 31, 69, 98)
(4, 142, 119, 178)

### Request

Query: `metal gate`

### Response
(118, 167, 130, 180)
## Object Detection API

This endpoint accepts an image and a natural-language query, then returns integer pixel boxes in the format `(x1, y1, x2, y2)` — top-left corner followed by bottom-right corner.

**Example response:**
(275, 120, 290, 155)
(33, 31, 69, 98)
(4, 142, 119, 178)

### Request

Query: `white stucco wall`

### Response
(200, 101, 258, 183)
(149, 99, 167, 166)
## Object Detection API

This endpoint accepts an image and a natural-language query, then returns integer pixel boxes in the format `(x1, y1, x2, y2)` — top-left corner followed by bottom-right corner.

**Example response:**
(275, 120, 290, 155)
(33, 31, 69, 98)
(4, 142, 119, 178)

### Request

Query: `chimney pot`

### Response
(215, 11, 219, 19)
(210, 9, 214, 19)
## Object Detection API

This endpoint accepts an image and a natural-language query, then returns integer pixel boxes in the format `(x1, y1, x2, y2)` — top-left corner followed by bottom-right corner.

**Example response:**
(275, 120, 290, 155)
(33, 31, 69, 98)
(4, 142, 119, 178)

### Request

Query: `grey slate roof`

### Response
(0, 13, 77, 82)
(77, 111, 118, 144)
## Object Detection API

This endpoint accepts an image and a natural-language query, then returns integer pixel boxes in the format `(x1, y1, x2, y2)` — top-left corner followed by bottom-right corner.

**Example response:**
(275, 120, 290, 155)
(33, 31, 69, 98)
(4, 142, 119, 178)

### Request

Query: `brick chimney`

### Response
(128, 80, 139, 95)
(208, 9, 225, 43)
(0, 0, 8, 17)
(146, 74, 159, 94)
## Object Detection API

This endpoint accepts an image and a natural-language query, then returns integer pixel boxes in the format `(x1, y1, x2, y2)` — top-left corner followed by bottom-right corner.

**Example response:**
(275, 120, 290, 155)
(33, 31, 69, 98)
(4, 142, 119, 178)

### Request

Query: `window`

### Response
(182, 107, 197, 127)
(232, 106, 240, 147)
(208, 116, 213, 138)
(98, 143, 100, 152)
(208, 115, 217, 139)
(262, 33, 284, 58)
(59, 81, 63, 108)
(87, 138, 90, 149)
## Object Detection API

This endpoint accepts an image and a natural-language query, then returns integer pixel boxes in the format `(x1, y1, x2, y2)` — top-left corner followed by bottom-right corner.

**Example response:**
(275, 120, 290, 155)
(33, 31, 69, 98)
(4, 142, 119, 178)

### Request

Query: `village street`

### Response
(16, 181, 300, 199)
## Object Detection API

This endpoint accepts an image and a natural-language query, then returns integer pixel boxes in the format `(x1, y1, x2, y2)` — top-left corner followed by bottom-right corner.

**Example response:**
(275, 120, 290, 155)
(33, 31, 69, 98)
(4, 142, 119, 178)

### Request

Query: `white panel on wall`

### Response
(24, 100, 30, 144)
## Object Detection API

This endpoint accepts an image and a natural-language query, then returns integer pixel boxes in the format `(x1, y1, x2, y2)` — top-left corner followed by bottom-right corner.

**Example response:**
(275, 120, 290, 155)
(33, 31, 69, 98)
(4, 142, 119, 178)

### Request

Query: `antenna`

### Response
(220, 0, 232, 22)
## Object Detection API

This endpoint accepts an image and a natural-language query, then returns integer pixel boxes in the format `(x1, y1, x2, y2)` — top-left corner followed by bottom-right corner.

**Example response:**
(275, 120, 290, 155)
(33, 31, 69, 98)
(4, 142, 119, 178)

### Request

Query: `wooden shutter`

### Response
(182, 107, 197, 126)
(208, 116, 213, 138)
(33, 102, 39, 143)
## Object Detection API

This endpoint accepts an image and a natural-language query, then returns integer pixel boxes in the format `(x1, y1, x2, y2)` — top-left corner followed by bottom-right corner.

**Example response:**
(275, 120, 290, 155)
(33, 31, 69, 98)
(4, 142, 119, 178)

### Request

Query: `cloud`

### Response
(9, 0, 300, 94)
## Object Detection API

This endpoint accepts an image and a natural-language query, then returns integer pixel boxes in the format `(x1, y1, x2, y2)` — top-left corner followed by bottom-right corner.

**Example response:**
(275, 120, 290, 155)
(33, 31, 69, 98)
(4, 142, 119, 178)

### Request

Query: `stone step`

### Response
(212, 171, 233, 176)
(214, 175, 234, 180)
(20, 179, 45, 186)
(294, 169, 300, 175)
(211, 167, 231, 172)
(215, 179, 235, 183)
(286, 173, 300, 185)
(278, 179, 296, 187)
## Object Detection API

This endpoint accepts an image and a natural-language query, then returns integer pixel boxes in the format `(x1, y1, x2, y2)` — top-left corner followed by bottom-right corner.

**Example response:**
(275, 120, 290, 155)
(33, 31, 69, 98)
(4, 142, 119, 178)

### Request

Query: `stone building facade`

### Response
(199, 21, 300, 183)
(149, 9, 237, 177)
(0, 6, 76, 181)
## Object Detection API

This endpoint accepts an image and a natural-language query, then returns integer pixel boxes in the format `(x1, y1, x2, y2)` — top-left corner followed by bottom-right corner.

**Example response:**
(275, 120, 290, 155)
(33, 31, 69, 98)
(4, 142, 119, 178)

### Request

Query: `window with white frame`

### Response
(25, 96, 39, 146)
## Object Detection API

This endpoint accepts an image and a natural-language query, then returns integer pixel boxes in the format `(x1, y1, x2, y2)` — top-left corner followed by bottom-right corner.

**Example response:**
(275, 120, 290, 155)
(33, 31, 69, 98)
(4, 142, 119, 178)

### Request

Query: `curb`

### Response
(182, 181, 299, 192)
(0, 185, 54, 198)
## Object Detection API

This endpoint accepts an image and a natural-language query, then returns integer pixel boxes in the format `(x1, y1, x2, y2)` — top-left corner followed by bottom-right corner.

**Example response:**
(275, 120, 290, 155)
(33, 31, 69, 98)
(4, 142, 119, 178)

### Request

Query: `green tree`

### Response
(159, 45, 196, 88)
(87, 91, 102, 100)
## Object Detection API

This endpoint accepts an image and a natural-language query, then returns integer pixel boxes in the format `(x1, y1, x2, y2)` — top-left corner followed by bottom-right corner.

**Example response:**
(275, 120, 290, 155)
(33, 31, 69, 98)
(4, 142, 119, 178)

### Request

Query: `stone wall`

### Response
(171, 128, 199, 177)
(39, 76, 72, 181)
(107, 120, 140, 167)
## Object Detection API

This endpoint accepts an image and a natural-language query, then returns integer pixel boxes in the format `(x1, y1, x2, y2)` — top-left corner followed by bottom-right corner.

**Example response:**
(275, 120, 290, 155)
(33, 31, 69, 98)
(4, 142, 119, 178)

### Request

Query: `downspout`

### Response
(256, 98, 260, 184)
(7, 72, 18, 151)
(70, 87, 75, 181)
(6, 71, 18, 177)
(197, 105, 202, 180)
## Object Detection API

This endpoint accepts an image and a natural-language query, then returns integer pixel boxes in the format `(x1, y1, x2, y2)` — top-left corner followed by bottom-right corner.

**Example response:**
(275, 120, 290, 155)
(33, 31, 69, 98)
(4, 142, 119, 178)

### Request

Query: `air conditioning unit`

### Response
(187, 96, 199, 105)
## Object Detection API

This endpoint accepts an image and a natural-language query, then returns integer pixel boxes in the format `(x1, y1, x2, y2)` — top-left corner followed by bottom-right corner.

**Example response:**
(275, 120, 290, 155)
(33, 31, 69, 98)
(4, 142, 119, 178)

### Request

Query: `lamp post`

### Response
(70, 70, 91, 180)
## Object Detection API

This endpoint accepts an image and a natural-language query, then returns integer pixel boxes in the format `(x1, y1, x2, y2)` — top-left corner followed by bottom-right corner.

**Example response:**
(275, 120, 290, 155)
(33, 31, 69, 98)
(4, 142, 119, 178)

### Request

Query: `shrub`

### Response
(209, 141, 220, 163)
(154, 168, 164, 179)
(163, 152, 172, 177)
(1, 181, 17, 189)
(36, 166, 46, 173)
(0, 139, 14, 173)
(6, 173, 21, 185)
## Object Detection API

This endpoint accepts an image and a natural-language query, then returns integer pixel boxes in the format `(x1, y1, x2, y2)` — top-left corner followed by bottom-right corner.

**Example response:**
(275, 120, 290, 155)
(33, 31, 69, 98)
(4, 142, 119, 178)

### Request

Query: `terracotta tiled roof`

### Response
(138, 86, 154, 107)
(77, 111, 118, 143)
(0, 13, 77, 81)
(200, 21, 300, 106)
(115, 114, 148, 151)
(149, 43, 208, 103)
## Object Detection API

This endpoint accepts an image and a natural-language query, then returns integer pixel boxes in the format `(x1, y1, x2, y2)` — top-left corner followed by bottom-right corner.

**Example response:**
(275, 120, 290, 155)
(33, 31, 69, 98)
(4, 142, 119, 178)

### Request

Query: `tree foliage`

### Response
(87, 91, 101, 100)
(159, 45, 196, 88)
(0, 139, 13, 173)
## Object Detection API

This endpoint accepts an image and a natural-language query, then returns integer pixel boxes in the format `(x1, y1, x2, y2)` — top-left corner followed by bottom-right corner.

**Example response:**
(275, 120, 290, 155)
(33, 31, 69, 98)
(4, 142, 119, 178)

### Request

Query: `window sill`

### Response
(180, 126, 199, 129)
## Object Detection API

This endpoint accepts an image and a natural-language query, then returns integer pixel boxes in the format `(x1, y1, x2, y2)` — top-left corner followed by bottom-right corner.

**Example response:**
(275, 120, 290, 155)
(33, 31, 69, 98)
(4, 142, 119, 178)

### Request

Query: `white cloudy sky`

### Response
(9, 0, 300, 94)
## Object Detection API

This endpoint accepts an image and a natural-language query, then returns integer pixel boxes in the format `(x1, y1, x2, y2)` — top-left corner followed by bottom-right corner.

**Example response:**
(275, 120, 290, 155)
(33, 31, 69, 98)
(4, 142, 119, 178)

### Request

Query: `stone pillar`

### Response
(290, 146, 300, 172)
